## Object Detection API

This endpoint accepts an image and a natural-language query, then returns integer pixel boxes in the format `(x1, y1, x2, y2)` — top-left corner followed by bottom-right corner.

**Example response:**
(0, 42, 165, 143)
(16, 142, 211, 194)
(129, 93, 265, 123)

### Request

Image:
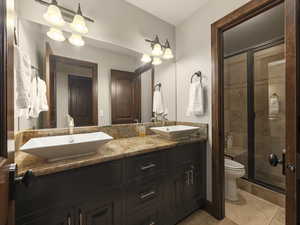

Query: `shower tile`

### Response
(237, 179, 285, 208)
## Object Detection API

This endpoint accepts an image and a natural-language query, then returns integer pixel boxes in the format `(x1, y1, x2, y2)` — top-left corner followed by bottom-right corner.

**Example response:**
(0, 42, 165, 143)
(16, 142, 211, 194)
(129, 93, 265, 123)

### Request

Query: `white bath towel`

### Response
(269, 93, 280, 116)
(29, 76, 49, 118)
(14, 46, 32, 117)
(153, 90, 164, 115)
(186, 81, 204, 116)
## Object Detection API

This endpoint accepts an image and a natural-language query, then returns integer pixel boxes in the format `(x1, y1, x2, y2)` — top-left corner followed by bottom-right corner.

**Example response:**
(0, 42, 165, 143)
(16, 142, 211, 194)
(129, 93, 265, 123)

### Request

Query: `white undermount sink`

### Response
(20, 132, 113, 162)
(150, 125, 199, 140)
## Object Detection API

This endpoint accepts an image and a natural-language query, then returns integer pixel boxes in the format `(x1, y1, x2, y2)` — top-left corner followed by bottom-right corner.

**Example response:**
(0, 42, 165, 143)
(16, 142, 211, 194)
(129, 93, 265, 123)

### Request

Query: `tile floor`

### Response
(179, 189, 285, 225)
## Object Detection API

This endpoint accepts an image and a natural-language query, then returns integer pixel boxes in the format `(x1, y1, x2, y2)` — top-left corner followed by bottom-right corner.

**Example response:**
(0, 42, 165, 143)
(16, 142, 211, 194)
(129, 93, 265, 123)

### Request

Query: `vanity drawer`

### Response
(125, 151, 167, 180)
(125, 176, 164, 214)
(125, 205, 161, 225)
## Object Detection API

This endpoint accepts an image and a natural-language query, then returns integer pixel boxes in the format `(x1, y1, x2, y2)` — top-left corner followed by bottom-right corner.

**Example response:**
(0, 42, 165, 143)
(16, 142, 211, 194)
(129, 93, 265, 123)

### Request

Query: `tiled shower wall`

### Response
(254, 44, 285, 189)
(224, 44, 285, 189)
(224, 53, 248, 176)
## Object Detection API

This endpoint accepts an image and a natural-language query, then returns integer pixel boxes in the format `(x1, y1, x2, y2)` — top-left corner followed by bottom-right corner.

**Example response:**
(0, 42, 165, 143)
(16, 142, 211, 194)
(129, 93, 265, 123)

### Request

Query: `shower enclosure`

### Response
(224, 38, 285, 192)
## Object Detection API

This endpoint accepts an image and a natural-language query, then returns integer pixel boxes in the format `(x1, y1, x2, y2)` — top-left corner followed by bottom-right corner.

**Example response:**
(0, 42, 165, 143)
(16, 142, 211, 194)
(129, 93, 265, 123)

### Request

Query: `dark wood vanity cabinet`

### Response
(15, 142, 206, 225)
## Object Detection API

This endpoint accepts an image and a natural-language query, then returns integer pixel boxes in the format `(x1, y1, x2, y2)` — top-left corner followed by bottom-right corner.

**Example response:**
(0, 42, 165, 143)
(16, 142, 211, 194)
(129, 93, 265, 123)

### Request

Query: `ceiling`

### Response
(124, 0, 209, 26)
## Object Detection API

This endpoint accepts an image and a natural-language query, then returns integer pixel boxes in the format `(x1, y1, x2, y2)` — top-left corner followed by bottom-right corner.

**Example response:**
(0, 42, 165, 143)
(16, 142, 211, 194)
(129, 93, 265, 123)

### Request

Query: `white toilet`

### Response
(225, 158, 245, 201)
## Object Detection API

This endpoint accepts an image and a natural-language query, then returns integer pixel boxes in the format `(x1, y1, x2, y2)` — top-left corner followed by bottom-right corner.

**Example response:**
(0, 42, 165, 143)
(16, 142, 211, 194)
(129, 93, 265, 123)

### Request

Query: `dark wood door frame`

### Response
(211, 0, 298, 223)
(48, 55, 98, 128)
(135, 63, 155, 118)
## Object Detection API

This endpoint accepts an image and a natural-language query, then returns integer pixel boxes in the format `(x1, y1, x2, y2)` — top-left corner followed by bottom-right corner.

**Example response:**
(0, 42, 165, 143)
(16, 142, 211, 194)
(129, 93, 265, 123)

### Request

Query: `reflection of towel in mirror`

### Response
(153, 90, 164, 115)
(14, 46, 31, 117)
(186, 82, 204, 116)
(29, 76, 49, 118)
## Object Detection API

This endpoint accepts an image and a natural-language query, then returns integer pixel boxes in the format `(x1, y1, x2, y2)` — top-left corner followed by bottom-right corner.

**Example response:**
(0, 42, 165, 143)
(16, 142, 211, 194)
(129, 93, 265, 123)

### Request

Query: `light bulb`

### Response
(152, 43, 163, 56)
(163, 48, 174, 59)
(47, 27, 65, 42)
(68, 33, 85, 46)
(152, 57, 162, 66)
(70, 4, 88, 34)
(43, 3, 65, 27)
(141, 54, 152, 63)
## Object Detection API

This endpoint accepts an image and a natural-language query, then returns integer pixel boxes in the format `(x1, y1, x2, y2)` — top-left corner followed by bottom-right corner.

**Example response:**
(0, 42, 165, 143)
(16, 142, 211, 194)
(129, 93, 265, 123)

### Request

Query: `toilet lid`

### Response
(225, 158, 245, 169)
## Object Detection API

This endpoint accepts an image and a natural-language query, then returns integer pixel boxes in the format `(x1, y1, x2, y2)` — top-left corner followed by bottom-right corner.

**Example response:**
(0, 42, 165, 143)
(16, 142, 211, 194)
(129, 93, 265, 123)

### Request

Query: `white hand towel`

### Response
(186, 82, 204, 116)
(14, 46, 32, 117)
(269, 93, 280, 116)
(29, 76, 49, 118)
(153, 90, 164, 115)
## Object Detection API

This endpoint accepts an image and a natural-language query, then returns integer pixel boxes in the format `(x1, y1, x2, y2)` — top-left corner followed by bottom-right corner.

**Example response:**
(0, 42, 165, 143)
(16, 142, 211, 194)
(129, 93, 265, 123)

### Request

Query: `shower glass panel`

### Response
(224, 53, 248, 178)
(253, 44, 285, 190)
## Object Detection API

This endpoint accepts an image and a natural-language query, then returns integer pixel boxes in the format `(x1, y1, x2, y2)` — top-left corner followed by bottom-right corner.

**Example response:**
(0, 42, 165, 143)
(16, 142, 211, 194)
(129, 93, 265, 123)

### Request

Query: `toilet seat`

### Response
(225, 158, 245, 170)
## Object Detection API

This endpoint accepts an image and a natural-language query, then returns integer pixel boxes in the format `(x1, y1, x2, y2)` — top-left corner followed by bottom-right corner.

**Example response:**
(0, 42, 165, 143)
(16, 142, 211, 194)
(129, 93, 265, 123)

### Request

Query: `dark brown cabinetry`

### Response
(16, 142, 206, 225)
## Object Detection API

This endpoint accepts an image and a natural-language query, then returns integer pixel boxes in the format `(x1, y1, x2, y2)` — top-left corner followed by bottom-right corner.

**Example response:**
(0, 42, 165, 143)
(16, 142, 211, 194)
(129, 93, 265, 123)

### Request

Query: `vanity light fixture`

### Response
(47, 27, 65, 42)
(70, 3, 89, 34)
(152, 57, 162, 66)
(43, 0, 65, 27)
(142, 35, 174, 65)
(68, 33, 85, 46)
(141, 54, 152, 63)
(162, 40, 174, 59)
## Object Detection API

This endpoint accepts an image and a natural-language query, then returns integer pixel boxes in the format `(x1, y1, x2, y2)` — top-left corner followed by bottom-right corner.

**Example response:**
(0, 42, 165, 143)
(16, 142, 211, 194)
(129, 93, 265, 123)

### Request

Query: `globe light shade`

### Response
(163, 48, 174, 59)
(43, 4, 65, 27)
(141, 54, 152, 63)
(152, 57, 162, 66)
(70, 4, 89, 34)
(152, 43, 163, 56)
(47, 27, 65, 42)
(68, 33, 85, 46)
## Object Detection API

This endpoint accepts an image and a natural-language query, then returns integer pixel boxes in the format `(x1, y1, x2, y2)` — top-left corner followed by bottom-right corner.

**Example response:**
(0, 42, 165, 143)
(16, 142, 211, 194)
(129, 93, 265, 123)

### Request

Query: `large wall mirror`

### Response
(14, 17, 176, 131)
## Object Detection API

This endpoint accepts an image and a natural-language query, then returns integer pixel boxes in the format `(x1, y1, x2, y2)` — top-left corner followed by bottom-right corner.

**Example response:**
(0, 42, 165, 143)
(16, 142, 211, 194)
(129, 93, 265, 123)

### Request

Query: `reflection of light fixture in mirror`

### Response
(43, 0, 65, 27)
(47, 27, 65, 42)
(152, 57, 162, 66)
(151, 35, 163, 56)
(70, 4, 88, 34)
(68, 33, 85, 46)
(141, 54, 152, 63)
(162, 40, 174, 59)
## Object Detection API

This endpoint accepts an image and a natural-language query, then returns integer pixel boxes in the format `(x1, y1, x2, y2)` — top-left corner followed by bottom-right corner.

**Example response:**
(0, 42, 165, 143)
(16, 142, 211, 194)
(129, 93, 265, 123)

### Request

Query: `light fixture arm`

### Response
(77, 3, 83, 16)
(35, 0, 95, 22)
(145, 36, 171, 49)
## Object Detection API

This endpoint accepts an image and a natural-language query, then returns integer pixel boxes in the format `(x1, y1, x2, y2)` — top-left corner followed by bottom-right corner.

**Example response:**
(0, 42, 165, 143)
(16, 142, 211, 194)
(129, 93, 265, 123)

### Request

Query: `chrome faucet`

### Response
(152, 112, 168, 125)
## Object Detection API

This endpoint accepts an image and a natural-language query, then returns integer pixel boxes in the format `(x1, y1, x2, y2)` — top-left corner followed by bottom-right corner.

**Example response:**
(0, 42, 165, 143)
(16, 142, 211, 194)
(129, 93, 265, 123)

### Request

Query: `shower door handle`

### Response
(269, 151, 286, 175)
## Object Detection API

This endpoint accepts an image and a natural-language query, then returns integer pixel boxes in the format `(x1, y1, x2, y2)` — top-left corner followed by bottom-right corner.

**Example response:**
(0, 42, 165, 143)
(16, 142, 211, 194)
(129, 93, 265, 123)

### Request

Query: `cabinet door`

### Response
(79, 198, 122, 225)
(183, 163, 204, 213)
(17, 207, 75, 225)
(167, 167, 186, 223)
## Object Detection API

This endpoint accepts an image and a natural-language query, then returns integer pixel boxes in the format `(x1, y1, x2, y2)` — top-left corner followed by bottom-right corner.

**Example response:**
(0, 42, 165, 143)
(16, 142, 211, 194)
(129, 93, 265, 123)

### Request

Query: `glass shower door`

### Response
(253, 43, 285, 190)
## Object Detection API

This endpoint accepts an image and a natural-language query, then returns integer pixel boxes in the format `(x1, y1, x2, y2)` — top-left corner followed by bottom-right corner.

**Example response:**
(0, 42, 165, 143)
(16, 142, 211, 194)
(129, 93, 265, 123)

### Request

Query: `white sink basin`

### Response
(20, 132, 113, 162)
(150, 125, 199, 140)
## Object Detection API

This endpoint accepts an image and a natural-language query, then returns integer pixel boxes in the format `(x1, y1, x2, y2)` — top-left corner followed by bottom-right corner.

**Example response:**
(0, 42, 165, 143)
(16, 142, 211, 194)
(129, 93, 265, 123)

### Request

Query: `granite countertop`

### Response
(15, 134, 207, 177)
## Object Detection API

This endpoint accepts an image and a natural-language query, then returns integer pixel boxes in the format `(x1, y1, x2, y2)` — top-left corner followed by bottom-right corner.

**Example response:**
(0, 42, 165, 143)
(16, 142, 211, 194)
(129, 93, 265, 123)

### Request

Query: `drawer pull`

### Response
(79, 210, 83, 225)
(67, 214, 72, 225)
(140, 190, 156, 199)
(141, 163, 156, 171)
(149, 222, 156, 225)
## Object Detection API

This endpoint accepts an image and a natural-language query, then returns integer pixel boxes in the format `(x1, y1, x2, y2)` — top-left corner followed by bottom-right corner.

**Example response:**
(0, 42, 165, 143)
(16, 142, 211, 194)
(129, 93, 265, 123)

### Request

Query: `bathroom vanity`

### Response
(14, 124, 207, 225)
